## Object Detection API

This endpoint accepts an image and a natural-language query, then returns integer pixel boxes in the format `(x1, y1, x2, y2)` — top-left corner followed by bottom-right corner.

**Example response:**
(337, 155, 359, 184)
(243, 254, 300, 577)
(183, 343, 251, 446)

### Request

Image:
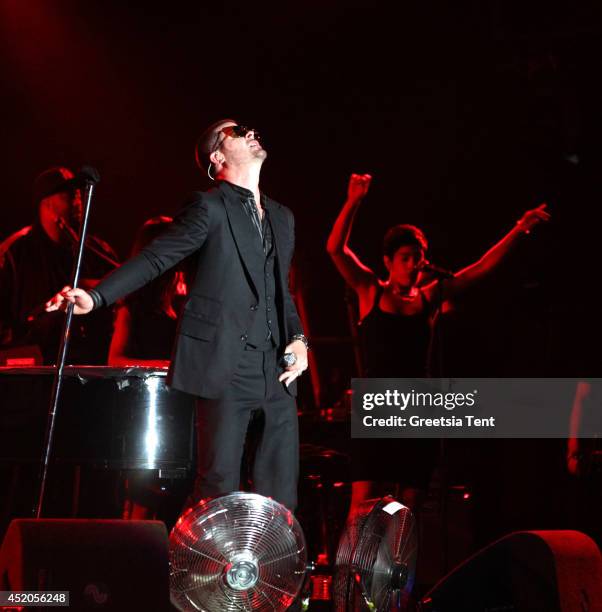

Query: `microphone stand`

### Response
(35, 171, 99, 518)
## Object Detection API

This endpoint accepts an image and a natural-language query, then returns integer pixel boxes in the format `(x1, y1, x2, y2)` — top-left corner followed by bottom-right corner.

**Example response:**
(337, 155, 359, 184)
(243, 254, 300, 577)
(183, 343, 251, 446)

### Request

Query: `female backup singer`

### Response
(327, 173, 550, 378)
(327, 173, 549, 512)
(108, 216, 188, 368)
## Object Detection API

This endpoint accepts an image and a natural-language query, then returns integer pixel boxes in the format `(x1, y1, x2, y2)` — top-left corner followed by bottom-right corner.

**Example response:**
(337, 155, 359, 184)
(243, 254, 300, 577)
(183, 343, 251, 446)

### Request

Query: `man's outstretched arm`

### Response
(47, 194, 210, 314)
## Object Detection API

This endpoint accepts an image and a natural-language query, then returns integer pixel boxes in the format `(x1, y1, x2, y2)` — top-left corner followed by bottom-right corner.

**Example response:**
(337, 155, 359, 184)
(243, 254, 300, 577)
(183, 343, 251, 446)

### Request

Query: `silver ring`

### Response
(281, 352, 297, 368)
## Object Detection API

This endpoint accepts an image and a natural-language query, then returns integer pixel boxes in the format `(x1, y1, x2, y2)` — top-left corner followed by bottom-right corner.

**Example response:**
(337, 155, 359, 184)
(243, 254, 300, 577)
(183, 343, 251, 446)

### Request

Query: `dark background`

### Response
(2, 0, 602, 405)
(3, 1, 602, 583)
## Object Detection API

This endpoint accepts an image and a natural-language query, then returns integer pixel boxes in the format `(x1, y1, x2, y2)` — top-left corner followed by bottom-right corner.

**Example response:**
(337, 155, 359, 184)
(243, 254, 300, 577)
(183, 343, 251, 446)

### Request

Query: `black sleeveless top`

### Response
(358, 285, 434, 377)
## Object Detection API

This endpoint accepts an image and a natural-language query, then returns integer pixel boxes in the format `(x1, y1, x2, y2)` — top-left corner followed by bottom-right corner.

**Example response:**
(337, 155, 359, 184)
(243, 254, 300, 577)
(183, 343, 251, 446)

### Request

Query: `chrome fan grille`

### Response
(170, 492, 307, 611)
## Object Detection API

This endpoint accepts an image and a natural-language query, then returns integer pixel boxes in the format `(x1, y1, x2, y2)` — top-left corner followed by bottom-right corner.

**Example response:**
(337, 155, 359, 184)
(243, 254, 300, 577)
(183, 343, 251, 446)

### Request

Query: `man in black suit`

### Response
(46, 119, 308, 510)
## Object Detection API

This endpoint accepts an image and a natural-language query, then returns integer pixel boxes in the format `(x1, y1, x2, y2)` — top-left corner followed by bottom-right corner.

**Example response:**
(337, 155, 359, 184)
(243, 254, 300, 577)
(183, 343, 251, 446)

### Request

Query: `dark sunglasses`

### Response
(223, 125, 259, 139)
(212, 126, 260, 153)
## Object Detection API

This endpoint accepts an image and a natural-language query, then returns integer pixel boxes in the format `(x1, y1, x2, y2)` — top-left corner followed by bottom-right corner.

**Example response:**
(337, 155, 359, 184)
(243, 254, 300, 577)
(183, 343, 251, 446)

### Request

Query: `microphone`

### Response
(77, 165, 101, 185)
(419, 260, 454, 279)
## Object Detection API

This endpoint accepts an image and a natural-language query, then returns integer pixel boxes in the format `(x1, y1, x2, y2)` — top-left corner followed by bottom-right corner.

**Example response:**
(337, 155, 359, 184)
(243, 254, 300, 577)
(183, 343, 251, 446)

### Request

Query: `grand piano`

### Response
(0, 366, 197, 525)
(0, 366, 196, 471)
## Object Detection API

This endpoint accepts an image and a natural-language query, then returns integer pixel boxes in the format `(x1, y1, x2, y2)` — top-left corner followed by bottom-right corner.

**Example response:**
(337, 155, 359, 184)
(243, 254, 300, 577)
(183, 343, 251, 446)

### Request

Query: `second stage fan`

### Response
(334, 496, 418, 611)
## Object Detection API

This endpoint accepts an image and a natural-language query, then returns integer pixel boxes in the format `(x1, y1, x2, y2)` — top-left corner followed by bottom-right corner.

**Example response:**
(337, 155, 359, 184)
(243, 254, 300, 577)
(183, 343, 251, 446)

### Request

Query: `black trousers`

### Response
(192, 348, 299, 511)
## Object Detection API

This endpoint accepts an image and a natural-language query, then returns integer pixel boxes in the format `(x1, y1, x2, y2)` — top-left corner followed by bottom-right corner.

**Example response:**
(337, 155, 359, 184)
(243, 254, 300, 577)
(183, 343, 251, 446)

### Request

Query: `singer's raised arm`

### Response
(425, 203, 550, 301)
(326, 173, 380, 320)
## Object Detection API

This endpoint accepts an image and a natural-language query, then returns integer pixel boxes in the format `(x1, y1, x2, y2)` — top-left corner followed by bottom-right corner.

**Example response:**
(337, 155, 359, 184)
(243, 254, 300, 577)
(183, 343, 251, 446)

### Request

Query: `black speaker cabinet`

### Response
(421, 530, 602, 612)
(0, 519, 169, 610)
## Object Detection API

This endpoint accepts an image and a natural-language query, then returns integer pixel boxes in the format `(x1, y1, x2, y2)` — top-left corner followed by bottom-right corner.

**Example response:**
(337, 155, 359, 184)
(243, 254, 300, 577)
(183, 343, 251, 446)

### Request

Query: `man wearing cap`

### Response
(47, 121, 308, 511)
(0, 166, 118, 364)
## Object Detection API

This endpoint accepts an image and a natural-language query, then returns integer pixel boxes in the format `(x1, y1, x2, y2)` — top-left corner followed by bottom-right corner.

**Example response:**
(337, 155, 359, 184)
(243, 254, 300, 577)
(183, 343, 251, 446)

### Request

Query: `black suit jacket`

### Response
(95, 181, 303, 398)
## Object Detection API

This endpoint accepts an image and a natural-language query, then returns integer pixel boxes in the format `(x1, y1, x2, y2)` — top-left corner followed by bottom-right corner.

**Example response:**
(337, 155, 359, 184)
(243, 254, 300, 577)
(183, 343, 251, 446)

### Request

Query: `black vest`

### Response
(245, 213, 280, 350)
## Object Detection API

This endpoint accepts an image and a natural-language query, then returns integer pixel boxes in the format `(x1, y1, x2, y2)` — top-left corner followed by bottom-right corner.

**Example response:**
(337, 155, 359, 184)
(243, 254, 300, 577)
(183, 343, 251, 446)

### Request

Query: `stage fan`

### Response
(334, 496, 417, 611)
(169, 492, 307, 611)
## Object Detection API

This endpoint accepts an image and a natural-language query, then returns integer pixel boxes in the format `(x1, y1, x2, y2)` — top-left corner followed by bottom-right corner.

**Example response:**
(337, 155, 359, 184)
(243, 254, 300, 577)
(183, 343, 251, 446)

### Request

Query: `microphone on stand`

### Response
(36, 164, 103, 518)
(77, 165, 101, 185)
(419, 260, 455, 279)
(57, 165, 119, 268)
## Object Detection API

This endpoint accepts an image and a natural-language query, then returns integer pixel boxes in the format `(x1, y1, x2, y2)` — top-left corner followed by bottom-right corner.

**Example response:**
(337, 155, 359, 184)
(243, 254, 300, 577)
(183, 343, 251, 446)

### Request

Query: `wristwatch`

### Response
(290, 333, 309, 350)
